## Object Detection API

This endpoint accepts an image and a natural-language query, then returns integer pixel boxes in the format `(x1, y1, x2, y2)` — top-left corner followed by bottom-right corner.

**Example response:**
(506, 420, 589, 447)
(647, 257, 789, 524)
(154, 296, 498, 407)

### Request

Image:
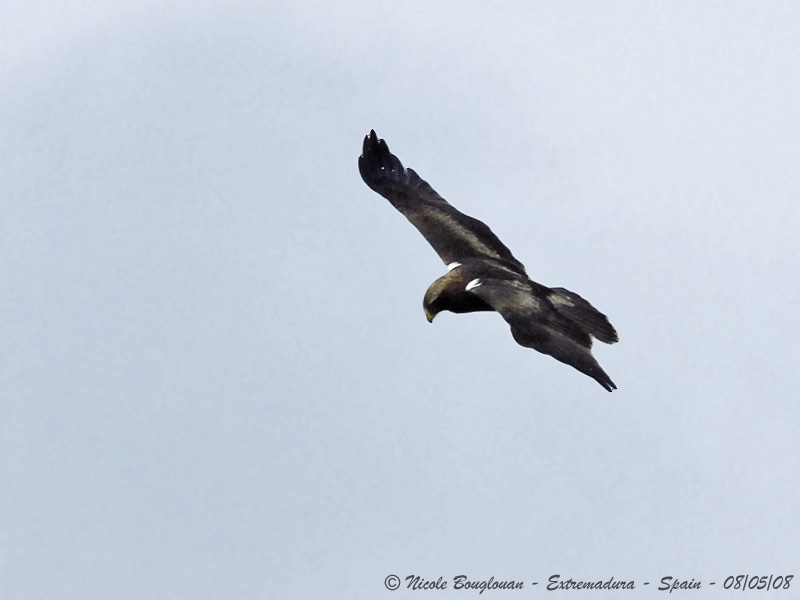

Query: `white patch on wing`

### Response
(548, 292, 575, 308)
(465, 278, 482, 291)
(446, 261, 462, 271)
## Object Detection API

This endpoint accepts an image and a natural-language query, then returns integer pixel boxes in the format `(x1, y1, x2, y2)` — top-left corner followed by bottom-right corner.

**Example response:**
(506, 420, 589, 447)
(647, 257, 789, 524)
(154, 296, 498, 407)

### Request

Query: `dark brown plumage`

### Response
(359, 130, 618, 391)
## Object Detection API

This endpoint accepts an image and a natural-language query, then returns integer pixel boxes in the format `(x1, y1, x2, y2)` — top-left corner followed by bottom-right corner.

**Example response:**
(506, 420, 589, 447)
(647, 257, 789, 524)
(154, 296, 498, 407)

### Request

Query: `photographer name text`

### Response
(382, 573, 794, 593)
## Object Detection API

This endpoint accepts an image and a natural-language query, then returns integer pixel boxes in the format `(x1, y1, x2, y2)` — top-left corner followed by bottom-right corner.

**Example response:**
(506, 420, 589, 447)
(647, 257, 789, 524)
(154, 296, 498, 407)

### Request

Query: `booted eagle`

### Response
(358, 130, 618, 391)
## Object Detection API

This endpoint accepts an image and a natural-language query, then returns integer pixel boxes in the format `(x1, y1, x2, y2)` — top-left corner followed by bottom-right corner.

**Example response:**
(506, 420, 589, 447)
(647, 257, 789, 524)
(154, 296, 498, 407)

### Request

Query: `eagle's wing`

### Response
(464, 277, 617, 391)
(359, 130, 527, 275)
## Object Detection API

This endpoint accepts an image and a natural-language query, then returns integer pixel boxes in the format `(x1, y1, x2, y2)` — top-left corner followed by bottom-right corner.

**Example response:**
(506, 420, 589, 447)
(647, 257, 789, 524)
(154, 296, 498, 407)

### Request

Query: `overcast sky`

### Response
(2, 2, 799, 598)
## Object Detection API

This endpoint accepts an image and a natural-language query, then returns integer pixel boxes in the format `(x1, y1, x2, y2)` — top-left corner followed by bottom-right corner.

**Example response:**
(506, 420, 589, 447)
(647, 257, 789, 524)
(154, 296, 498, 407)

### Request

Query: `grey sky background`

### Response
(2, 2, 799, 598)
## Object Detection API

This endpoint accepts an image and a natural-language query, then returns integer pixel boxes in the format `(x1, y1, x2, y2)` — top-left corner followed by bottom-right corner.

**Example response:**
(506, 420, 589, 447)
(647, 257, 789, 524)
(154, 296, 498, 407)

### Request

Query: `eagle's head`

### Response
(422, 276, 451, 323)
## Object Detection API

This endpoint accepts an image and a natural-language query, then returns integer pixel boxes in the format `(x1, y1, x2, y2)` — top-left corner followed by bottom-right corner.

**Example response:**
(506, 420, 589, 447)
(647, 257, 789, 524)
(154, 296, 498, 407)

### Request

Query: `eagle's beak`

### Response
(425, 311, 436, 323)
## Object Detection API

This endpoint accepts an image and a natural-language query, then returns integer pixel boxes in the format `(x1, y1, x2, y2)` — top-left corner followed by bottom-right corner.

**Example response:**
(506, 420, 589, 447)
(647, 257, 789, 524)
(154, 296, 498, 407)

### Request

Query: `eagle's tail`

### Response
(549, 287, 618, 344)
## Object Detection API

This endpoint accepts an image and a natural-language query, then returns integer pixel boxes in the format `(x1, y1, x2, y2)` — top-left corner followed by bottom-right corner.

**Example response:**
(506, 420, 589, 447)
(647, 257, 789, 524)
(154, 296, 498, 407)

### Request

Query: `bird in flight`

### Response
(358, 130, 618, 391)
